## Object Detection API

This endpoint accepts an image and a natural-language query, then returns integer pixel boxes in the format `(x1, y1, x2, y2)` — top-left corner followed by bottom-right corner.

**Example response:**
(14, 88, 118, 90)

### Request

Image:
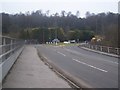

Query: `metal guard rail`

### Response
(80, 44, 120, 55)
(0, 35, 24, 64)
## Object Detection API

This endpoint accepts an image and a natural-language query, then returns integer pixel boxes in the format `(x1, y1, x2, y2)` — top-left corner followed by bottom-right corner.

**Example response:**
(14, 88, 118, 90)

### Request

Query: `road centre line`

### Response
(57, 51, 66, 56)
(72, 58, 108, 72)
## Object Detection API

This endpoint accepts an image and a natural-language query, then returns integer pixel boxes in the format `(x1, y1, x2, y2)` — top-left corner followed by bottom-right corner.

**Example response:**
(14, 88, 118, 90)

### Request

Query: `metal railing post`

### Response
(3, 38, 6, 45)
(11, 39, 13, 50)
(95, 45, 97, 50)
(107, 47, 110, 53)
(11, 39, 13, 54)
(91, 45, 93, 49)
(116, 48, 119, 55)
(3, 38, 6, 60)
(100, 46, 102, 52)
(89, 44, 90, 49)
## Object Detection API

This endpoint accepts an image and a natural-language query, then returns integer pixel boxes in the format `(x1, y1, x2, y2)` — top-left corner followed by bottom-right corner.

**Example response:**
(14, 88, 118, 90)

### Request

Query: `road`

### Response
(36, 45, 118, 88)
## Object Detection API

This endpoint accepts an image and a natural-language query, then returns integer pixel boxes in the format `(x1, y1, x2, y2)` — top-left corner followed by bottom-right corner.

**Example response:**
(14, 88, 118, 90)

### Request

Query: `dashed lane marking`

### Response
(57, 51, 66, 56)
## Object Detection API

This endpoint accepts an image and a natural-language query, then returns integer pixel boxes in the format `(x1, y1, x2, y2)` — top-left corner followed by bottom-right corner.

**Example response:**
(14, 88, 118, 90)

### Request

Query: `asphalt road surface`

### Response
(36, 45, 118, 88)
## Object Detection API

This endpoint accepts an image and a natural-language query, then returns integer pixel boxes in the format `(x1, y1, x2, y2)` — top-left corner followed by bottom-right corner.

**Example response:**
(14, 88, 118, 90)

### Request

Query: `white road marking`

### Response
(44, 56, 48, 60)
(65, 48, 118, 65)
(72, 58, 108, 72)
(57, 51, 66, 56)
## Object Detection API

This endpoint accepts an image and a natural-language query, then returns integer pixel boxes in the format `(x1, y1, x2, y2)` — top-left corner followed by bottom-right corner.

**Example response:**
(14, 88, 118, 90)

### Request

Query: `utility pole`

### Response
(100, 17, 104, 36)
(54, 18, 57, 39)
(54, 14, 58, 45)
(42, 29, 44, 43)
(95, 17, 97, 35)
(55, 27, 57, 39)
(48, 28, 51, 43)
(50, 29, 51, 43)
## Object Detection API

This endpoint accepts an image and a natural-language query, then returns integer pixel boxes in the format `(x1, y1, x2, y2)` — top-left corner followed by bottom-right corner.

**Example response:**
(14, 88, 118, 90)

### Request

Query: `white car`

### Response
(63, 41, 70, 44)
(70, 40, 76, 43)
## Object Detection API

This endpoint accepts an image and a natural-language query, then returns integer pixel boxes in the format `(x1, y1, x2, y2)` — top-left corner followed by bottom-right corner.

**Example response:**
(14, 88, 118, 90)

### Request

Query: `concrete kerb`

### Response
(78, 46, 119, 58)
(35, 46, 94, 90)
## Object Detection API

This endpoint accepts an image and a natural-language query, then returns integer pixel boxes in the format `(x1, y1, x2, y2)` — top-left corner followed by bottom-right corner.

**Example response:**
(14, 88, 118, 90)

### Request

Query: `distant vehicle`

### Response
(70, 40, 76, 43)
(52, 38, 60, 43)
(63, 41, 70, 44)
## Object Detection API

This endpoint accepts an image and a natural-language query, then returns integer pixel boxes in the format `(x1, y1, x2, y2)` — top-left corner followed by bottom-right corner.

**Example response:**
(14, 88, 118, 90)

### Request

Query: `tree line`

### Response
(19, 27, 94, 43)
(1, 10, 119, 47)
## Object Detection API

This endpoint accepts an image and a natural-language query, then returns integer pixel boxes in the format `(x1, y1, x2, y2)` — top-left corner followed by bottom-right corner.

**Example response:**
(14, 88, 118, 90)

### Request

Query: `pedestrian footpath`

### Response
(3, 45, 70, 88)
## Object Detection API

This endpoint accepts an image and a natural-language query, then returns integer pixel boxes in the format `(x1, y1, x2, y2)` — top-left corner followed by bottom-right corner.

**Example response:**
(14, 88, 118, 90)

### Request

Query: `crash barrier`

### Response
(0, 35, 24, 87)
(80, 44, 119, 55)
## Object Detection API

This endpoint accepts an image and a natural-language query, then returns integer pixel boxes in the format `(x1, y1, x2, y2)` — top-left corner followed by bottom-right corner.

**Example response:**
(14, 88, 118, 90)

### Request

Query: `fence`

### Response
(0, 35, 24, 63)
(80, 44, 120, 55)
(0, 35, 24, 86)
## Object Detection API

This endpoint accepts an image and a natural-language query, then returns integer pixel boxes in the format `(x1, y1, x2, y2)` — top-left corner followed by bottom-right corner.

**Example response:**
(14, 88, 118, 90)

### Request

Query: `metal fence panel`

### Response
(80, 43, 120, 55)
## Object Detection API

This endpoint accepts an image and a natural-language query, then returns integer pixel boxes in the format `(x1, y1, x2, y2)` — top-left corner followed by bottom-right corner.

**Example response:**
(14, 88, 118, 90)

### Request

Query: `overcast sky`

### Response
(0, 0, 119, 17)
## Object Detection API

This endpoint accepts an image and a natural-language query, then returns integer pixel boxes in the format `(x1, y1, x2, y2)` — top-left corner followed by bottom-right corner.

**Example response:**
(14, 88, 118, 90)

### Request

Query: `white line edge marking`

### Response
(57, 51, 66, 56)
(72, 58, 108, 72)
